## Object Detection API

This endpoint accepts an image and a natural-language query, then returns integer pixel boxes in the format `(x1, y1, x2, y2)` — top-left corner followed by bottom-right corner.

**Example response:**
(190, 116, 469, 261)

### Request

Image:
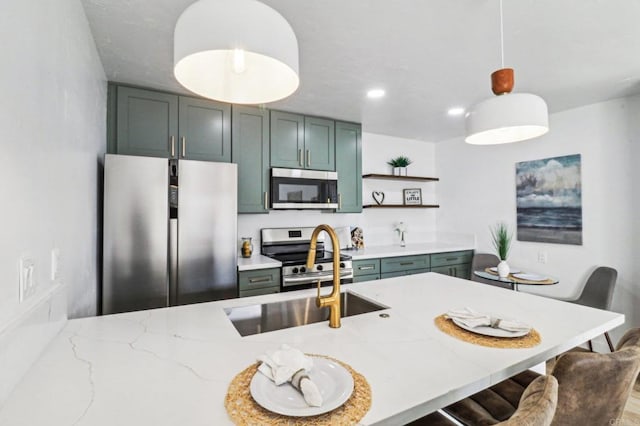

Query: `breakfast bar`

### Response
(0, 273, 624, 425)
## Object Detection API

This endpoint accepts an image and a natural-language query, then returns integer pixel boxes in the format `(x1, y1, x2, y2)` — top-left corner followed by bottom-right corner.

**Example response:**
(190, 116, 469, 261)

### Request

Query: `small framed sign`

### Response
(403, 188, 422, 205)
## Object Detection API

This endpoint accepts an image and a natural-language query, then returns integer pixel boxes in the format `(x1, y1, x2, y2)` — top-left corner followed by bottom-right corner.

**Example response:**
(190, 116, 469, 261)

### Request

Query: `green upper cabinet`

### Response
(270, 111, 305, 168)
(304, 117, 335, 171)
(110, 84, 231, 162)
(232, 105, 270, 213)
(270, 111, 335, 171)
(116, 86, 178, 158)
(178, 96, 230, 162)
(335, 121, 362, 213)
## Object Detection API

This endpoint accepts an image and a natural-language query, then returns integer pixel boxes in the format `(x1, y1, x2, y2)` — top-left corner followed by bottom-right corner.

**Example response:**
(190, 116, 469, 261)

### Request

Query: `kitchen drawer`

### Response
(431, 264, 471, 279)
(352, 274, 380, 283)
(238, 268, 281, 291)
(430, 250, 473, 268)
(353, 259, 381, 277)
(239, 286, 280, 298)
(381, 255, 430, 274)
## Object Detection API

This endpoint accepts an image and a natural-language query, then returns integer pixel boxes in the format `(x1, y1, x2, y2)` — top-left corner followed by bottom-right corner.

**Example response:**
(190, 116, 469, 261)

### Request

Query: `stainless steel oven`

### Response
(270, 168, 338, 209)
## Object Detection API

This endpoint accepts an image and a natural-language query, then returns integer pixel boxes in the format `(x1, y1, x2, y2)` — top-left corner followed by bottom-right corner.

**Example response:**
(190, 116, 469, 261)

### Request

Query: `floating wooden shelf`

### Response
(362, 174, 439, 182)
(363, 204, 440, 209)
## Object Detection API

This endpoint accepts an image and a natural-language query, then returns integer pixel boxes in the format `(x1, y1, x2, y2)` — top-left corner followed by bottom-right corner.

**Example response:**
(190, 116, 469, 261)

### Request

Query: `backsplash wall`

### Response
(238, 132, 438, 248)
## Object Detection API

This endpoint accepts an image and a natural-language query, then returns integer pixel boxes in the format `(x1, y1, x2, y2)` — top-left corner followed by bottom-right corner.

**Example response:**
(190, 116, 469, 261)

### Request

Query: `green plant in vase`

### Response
(490, 222, 513, 278)
(387, 156, 413, 176)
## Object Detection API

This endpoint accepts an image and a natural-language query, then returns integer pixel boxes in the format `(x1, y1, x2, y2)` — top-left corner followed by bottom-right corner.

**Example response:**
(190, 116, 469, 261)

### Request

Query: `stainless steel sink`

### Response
(224, 291, 389, 336)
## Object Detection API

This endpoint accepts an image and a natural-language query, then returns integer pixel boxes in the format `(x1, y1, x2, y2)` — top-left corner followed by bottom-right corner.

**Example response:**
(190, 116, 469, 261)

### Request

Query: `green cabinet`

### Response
(335, 122, 362, 213)
(232, 106, 270, 213)
(352, 259, 380, 282)
(430, 250, 473, 279)
(381, 255, 431, 274)
(178, 97, 231, 162)
(115, 86, 178, 158)
(238, 268, 280, 298)
(270, 111, 335, 171)
(110, 85, 231, 162)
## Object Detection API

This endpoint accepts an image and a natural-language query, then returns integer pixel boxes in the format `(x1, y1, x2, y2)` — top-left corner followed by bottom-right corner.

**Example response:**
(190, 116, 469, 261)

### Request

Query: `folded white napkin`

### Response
(446, 307, 531, 333)
(257, 344, 323, 407)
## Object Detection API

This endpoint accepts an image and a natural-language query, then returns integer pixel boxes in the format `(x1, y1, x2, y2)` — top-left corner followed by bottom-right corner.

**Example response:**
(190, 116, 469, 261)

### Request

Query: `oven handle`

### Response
(283, 271, 353, 284)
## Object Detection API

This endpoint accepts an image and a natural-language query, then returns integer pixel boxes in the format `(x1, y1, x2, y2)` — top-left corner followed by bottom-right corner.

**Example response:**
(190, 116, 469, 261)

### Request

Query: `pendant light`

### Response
(174, 0, 299, 105)
(465, 0, 548, 145)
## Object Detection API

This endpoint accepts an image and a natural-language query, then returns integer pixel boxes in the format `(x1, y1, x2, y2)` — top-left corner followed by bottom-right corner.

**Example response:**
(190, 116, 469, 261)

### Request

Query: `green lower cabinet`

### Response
(381, 255, 430, 274)
(335, 122, 362, 213)
(232, 105, 270, 213)
(430, 250, 473, 279)
(238, 268, 280, 297)
(431, 264, 471, 279)
(381, 270, 407, 279)
(353, 274, 380, 283)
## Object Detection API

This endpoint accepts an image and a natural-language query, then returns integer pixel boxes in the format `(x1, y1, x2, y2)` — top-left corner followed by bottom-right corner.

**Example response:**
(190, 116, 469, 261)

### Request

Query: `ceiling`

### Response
(80, 0, 640, 142)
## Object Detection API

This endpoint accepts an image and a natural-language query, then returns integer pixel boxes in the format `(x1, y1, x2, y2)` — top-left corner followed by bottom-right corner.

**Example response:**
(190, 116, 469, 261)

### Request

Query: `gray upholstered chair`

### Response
(412, 375, 558, 426)
(471, 253, 510, 290)
(442, 328, 640, 426)
(561, 266, 617, 351)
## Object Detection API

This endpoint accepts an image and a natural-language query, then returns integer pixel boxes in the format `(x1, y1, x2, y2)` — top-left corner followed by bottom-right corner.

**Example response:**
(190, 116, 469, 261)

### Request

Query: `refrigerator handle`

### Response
(169, 218, 178, 305)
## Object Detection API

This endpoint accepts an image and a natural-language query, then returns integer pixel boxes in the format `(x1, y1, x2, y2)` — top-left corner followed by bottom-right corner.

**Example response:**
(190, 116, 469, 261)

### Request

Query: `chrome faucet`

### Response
(306, 224, 341, 328)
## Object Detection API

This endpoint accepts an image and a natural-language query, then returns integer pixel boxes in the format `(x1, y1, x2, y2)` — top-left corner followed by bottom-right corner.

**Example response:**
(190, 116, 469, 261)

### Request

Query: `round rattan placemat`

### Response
(484, 268, 556, 285)
(435, 314, 541, 348)
(225, 355, 371, 425)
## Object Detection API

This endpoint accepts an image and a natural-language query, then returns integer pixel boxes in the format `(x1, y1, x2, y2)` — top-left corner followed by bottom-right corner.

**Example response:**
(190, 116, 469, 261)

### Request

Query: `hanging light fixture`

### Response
(174, 0, 299, 105)
(465, 0, 548, 145)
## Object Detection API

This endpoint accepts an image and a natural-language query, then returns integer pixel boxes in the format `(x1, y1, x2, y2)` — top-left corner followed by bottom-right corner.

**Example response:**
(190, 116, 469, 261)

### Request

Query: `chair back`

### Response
(575, 266, 617, 310)
(498, 375, 558, 426)
(550, 328, 640, 426)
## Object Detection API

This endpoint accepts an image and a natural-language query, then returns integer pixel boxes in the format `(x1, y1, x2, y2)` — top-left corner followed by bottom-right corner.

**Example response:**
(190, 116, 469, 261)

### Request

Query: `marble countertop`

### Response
(346, 242, 474, 260)
(0, 274, 623, 425)
(237, 254, 281, 271)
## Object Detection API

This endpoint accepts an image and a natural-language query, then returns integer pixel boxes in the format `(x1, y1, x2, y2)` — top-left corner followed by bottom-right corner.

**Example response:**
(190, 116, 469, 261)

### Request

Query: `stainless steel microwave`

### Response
(270, 168, 339, 209)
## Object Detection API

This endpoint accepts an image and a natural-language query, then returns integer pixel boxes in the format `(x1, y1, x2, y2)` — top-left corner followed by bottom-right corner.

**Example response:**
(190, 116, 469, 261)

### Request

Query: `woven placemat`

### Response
(435, 314, 541, 348)
(484, 268, 556, 285)
(225, 355, 371, 425)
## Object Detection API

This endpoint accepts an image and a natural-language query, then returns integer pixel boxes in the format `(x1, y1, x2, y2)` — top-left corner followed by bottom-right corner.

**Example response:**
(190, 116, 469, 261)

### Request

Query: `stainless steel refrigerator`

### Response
(102, 154, 237, 314)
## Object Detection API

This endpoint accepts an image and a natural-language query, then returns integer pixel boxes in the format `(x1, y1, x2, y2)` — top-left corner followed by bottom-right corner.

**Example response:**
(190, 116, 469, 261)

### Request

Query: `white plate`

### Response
(250, 357, 354, 417)
(489, 267, 521, 274)
(513, 273, 547, 281)
(452, 318, 530, 338)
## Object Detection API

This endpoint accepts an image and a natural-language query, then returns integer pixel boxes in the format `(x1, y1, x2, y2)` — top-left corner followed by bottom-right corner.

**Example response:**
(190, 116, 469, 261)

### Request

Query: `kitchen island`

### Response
(0, 273, 623, 425)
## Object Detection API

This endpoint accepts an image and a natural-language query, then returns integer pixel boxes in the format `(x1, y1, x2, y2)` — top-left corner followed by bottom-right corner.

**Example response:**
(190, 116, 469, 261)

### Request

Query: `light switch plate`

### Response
(51, 248, 60, 281)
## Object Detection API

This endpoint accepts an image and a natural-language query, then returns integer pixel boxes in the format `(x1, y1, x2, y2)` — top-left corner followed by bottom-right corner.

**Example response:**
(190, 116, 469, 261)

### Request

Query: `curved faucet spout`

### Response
(307, 224, 341, 328)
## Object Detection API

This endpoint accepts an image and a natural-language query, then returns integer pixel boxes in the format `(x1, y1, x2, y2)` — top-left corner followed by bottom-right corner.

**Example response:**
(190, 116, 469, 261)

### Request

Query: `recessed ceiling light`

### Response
(367, 89, 386, 99)
(448, 107, 465, 116)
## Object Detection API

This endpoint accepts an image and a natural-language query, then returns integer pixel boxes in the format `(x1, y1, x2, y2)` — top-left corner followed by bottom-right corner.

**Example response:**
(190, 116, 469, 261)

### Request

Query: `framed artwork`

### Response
(516, 154, 582, 245)
(403, 188, 422, 205)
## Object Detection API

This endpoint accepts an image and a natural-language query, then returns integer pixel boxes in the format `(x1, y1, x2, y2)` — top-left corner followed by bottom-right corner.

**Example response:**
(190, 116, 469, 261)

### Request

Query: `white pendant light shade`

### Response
(174, 0, 299, 104)
(465, 93, 549, 145)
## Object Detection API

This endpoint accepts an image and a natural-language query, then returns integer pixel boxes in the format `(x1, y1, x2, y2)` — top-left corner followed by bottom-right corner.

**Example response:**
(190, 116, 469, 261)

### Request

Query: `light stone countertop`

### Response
(346, 242, 474, 260)
(0, 273, 623, 425)
(237, 254, 282, 271)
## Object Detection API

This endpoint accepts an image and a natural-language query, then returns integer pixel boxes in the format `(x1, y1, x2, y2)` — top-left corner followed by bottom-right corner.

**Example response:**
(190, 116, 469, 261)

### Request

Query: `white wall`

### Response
(0, 0, 106, 402)
(435, 96, 639, 345)
(238, 132, 438, 247)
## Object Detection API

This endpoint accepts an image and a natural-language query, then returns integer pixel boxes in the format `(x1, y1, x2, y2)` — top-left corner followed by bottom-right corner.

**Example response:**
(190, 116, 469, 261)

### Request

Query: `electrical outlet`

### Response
(51, 248, 60, 281)
(537, 251, 548, 264)
(19, 257, 36, 302)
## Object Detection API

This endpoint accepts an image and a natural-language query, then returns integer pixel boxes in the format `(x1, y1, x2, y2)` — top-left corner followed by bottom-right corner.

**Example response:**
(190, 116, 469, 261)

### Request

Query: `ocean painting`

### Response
(516, 154, 582, 245)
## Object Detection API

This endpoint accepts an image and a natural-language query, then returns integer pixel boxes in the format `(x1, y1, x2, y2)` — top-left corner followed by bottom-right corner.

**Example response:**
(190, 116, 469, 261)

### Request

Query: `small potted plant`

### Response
(387, 156, 412, 176)
(490, 222, 513, 278)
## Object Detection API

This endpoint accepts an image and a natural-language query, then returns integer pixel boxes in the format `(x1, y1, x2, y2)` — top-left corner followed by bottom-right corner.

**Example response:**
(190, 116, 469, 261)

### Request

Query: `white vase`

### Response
(497, 260, 510, 278)
(393, 167, 401, 176)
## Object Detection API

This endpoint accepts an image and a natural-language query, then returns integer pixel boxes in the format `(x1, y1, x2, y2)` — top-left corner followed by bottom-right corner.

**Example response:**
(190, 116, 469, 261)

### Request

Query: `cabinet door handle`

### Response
(358, 265, 375, 271)
(400, 262, 414, 266)
(249, 277, 271, 284)
(264, 192, 269, 209)
(306, 149, 310, 167)
(170, 136, 175, 157)
(298, 149, 303, 166)
(181, 137, 186, 158)
(338, 193, 342, 210)
(446, 257, 458, 261)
